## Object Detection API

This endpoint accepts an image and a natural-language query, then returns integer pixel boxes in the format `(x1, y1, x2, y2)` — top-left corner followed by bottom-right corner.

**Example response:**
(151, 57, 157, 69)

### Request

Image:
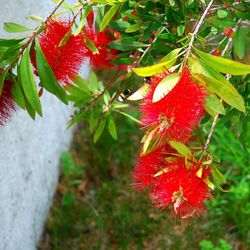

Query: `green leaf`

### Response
(100, 4, 121, 32)
(195, 74, 245, 112)
(84, 37, 99, 54)
(25, 96, 36, 120)
(74, 18, 85, 36)
(89, 111, 98, 133)
(58, 29, 72, 47)
(233, 27, 246, 60)
(4, 22, 31, 33)
(188, 57, 239, 96)
(127, 84, 151, 101)
(18, 48, 42, 116)
(133, 58, 177, 77)
(125, 23, 141, 33)
(0, 38, 24, 47)
(113, 109, 143, 124)
(194, 48, 250, 75)
(142, 128, 157, 154)
(177, 25, 185, 36)
(160, 48, 183, 62)
(217, 9, 228, 19)
(169, 140, 192, 159)
(153, 73, 179, 102)
(211, 167, 228, 192)
(88, 71, 99, 92)
(11, 79, 26, 109)
(205, 94, 225, 117)
(26, 15, 44, 22)
(35, 39, 68, 104)
(0, 67, 9, 95)
(108, 116, 118, 140)
(52, 0, 73, 11)
(94, 118, 107, 143)
(109, 38, 149, 51)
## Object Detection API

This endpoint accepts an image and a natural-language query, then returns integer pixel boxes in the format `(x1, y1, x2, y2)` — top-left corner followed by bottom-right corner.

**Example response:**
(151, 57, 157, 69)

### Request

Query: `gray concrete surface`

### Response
(0, 1, 89, 249)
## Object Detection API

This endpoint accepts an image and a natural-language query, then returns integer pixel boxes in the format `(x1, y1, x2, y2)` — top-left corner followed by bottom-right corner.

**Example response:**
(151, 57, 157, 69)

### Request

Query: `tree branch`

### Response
(184, 0, 215, 64)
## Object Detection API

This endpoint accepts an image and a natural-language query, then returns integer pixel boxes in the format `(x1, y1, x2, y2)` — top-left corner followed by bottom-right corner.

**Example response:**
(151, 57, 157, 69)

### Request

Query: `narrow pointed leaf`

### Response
(4, 22, 31, 33)
(35, 39, 68, 104)
(194, 74, 245, 112)
(205, 94, 225, 117)
(108, 116, 118, 140)
(194, 48, 250, 75)
(0, 67, 9, 95)
(133, 58, 176, 77)
(160, 48, 183, 62)
(100, 4, 121, 31)
(169, 140, 192, 159)
(58, 29, 72, 47)
(153, 73, 179, 102)
(94, 118, 107, 143)
(127, 84, 151, 101)
(84, 37, 99, 54)
(19, 48, 42, 116)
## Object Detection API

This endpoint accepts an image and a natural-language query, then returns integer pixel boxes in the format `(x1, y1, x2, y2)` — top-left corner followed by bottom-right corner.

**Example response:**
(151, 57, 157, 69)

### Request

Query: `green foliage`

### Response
(39, 115, 250, 249)
(199, 239, 232, 250)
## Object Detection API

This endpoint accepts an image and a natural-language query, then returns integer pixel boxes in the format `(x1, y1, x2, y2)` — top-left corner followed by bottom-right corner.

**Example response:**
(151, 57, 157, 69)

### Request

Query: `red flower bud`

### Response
(213, 49, 221, 56)
(223, 27, 234, 38)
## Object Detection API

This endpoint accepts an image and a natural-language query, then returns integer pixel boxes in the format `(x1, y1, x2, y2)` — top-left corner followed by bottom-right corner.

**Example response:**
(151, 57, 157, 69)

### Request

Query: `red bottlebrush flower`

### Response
(140, 68, 207, 144)
(84, 27, 120, 69)
(32, 20, 88, 85)
(0, 80, 16, 126)
(151, 160, 211, 219)
(132, 145, 172, 190)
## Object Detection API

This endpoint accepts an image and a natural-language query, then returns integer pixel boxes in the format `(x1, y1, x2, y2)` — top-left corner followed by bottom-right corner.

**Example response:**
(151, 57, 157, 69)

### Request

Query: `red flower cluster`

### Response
(84, 27, 120, 69)
(140, 68, 207, 143)
(32, 19, 121, 85)
(132, 68, 211, 219)
(33, 20, 88, 85)
(151, 160, 211, 218)
(0, 80, 16, 126)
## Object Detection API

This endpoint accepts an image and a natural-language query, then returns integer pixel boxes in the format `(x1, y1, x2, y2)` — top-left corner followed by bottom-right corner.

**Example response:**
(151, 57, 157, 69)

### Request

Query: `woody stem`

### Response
(10, 0, 65, 69)
(183, 0, 215, 65)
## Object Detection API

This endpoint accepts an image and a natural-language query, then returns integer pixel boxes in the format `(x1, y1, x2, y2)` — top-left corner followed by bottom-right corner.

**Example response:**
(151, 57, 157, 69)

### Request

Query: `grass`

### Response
(39, 114, 250, 250)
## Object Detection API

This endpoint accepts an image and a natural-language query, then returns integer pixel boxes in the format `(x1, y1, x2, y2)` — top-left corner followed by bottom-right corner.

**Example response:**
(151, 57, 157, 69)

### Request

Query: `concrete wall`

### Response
(0, 1, 89, 249)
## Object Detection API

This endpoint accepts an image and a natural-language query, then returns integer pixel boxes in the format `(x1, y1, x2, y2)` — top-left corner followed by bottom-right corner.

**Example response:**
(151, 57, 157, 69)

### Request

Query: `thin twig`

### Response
(10, 0, 65, 69)
(200, 19, 243, 159)
(136, 27, 165, 66)
(183, 0, 215, 65)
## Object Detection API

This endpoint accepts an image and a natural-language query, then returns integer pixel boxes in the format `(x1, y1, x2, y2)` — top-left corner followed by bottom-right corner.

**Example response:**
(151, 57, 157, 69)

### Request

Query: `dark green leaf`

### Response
(11, 79, 26, 109)
(109, 38, 149, 51)
(35, 39, 68, 104)
(94, 118, 107, 143)
(0, 67, 9, 95)
(18, 48, 42, 116)
(108, 115, 118, 140)
(100, 4, 121, 31)
(125, 23, 141, 33)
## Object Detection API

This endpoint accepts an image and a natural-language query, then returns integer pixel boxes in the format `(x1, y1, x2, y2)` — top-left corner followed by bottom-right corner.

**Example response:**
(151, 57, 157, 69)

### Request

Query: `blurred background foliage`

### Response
(39, 104, 250, 250)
